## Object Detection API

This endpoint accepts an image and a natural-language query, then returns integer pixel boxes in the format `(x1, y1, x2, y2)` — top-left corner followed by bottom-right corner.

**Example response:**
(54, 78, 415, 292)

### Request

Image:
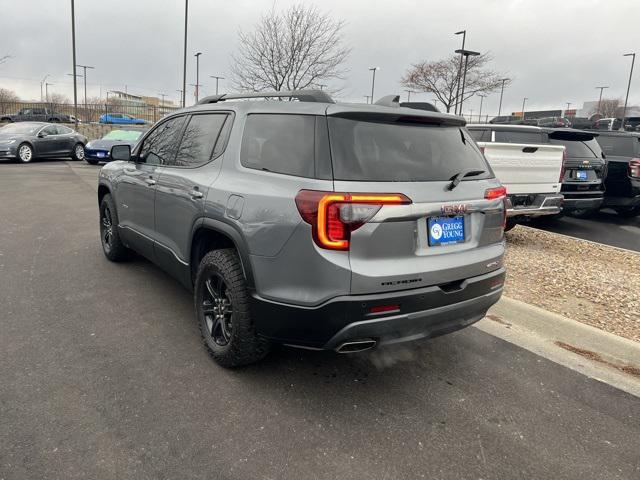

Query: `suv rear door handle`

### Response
(190, 189, 204, 199)
(145, 177, 156, 186)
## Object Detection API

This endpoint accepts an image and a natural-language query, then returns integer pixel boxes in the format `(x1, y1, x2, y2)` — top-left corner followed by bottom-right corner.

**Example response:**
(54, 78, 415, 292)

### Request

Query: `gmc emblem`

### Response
(441, 204, 469, 215)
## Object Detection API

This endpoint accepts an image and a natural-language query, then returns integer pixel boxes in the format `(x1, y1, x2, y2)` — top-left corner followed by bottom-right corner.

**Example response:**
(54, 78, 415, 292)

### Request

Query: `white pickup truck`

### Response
(467, 124, 565, 229)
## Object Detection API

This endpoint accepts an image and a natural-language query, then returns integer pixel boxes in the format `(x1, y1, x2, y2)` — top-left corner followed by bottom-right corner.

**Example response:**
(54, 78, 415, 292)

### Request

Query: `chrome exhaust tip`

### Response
(335, 339, 377, 354)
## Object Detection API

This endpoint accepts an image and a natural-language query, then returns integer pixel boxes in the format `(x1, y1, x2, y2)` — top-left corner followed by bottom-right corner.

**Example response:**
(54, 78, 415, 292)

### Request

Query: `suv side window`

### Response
(240, 114, 315, 178)
(138, 115, 186, 166)
(171, 113, 228, 167)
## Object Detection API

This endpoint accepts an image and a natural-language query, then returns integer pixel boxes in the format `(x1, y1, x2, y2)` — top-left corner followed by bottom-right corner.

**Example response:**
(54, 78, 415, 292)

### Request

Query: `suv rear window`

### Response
(240, 114, 316, 178)
(597, 135, 638, 157)
(549, 137, 602, 158)
(328, 117, 490, 182)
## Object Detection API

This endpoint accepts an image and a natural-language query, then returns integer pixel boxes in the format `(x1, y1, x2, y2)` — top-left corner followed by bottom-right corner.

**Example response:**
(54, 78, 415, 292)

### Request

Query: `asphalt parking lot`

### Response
(1, 160, 639, 480)
(529, 212, 640, 252)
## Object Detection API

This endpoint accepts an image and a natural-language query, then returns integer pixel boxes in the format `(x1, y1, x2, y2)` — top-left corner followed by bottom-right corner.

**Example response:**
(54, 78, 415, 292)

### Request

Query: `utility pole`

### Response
(405, 90, 413, 101)
(182, 0, 189, 108)
(209, 75, 224, 95)
(70, 0, 78, 123)
(369, 67, 379, 104)
(622, 53, 636, 131)
(45, 83, 54, 103)
(566, 102, 572, 114)
(595, 86, 609, 115)
(176, 89, 184, 106)
(40, 74, 50, 102)
(364, 95, 371, 104)
(497, 78, 508, 117)
(455, 48, 480, 116)
(76, 64, 95, 113)
(478, 93, 486, 120)
(158, 93, 167, 107)
(194, 52, 202, 102)
(454, 30, 466, 115)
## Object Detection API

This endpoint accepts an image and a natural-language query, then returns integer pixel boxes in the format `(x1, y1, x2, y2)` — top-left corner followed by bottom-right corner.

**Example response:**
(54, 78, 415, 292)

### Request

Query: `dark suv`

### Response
(596, 131, 640, 217)
(98, 90, 506, 367)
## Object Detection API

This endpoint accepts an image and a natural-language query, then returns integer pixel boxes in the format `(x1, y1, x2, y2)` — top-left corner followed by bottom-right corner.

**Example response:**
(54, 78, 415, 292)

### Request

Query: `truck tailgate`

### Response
(479, 142, 565, 195)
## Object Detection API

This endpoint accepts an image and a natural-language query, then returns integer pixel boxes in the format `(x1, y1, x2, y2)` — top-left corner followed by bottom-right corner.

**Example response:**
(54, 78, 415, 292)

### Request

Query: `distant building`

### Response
(109, 90, 146, 106)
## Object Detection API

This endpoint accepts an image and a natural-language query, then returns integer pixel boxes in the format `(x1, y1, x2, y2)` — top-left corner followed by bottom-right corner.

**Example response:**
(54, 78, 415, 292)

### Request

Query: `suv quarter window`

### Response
(240, 114, 316, 178)
(138, 115, 186, 166)
(170, 113, 229, 168)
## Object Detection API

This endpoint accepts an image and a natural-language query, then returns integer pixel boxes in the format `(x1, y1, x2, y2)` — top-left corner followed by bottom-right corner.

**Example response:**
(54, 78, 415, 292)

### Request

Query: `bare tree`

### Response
(589, 98, 621, 118)
(230, 4, 350, 92)
(0, 88, 19, 115)
(0, 54, 10, 65)
(48, 93, 70, 104)
(401, 54, 510, 113)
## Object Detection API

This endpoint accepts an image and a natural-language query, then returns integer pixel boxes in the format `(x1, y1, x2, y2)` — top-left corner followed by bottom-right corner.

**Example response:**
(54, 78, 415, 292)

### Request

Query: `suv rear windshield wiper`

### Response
(447, 168, 486, 190)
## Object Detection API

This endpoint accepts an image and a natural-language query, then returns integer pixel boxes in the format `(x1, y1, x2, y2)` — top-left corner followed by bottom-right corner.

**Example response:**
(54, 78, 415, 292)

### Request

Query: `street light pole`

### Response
(176, 89, 184, 105)
(45, 83, 54, 103)
(364, 95, 371, 103)
(158, 93, 167, 107)
(521, 97, 528, 120)
(209, 75, 224, 95)
(182, 0, 189, 108)
(454, 30, 466, 115)
(405, 90, 412, 101)
(497, 78, 508, 117)
(369, 67, 379, 104)
(70, 0, 78, 123)
(622, 52, 636, 131)
(566, 102, 572, 114)
(455, 48, 480, 116)
(194, 52, 202, 103)
(478, 94, 486, 121)
(595, 86, 609, 115)
(40, 74, 49, 102)
(76, 64, 94, 113)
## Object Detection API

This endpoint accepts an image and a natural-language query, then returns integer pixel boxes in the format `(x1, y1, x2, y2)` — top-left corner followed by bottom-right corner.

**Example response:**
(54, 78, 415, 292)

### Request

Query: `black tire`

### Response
(195, 249, 270, 368)
(17, 142, 34, 163)
(85, 158, 99, 165)
(99, 194, 130, 262)
(72, 143, 85, 161)
(615, 207, 640, 218)
(504, 219, 517, 232)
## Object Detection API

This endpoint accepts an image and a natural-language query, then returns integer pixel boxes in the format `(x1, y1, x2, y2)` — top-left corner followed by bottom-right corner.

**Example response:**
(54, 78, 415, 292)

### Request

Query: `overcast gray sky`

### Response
(1, 0, 638, 116)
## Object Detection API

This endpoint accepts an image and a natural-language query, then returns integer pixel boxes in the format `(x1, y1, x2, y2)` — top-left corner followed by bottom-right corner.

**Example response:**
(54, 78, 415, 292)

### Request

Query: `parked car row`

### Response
(489, 114, 640, 132)
(0, 107, 151, 126)
(468, 124, 640, 226)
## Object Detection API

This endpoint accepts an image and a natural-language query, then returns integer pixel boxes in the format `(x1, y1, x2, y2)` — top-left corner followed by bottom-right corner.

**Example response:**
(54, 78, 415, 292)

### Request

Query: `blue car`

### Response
(84, 129, 147, 164)
(99, 113, 148, 125)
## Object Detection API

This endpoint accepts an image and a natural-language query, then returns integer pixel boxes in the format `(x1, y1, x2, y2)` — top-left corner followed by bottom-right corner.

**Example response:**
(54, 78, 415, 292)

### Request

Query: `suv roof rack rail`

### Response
(197, 89, 334, 105)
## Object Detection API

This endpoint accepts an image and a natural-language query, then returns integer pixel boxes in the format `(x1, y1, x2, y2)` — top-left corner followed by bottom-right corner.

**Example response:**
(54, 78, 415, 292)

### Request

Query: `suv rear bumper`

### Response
(250, 268, 505, 350)
(562, 196, 604, 212)
(506, 193, 563, 218)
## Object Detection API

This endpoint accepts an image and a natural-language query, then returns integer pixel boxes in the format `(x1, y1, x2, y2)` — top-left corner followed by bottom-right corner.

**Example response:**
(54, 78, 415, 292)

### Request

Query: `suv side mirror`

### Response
(111, 144, 131, 161)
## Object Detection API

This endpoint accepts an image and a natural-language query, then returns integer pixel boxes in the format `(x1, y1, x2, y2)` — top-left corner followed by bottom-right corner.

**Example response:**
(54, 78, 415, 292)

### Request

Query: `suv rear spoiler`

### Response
(197, 89, 335, 105)
(544, 128, 599, 141)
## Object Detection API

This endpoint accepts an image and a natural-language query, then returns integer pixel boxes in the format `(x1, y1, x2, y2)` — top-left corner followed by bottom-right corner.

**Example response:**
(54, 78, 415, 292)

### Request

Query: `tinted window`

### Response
(139, 116, 186, 166)
(56, 125, 73, 134)
(467, 128, 490, 142)
(172, 114, 227, 167)
(240, 114, 315, 178)
(494, 131, 544, 144)
(550, 138, 601, 158)
(597, 136, 637, 157)
(42, 126, 58, 135)
(328, 117, 490, 182)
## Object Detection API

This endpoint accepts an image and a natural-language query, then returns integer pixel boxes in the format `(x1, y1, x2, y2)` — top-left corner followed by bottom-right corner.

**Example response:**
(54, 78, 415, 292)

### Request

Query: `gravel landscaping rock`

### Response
(504, 225, 640, 342)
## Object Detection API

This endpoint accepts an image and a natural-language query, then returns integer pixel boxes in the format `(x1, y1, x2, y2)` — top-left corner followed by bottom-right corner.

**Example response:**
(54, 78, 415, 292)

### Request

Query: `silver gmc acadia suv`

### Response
(97, 90, 506, 367)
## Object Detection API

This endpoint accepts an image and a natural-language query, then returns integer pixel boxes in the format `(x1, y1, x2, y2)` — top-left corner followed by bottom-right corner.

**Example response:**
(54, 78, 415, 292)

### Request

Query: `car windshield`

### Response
(102, 130, 143, 141)
(0, 123, 41, 135)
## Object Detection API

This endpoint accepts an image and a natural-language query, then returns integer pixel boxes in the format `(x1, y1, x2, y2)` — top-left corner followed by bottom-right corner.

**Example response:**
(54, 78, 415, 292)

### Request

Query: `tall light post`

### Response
(45, 82, 54, 103)
(595, 86, 609, 115)
(405, 90, 413, 101)
(497, 78, 508, 117)
(621, 52, 636, 131)
(194, 52, 202, 102)
(455, 49, 480, 115)
(521, 97, 528, 120)
(316, 83, 327, 90)
(182, 0, 189, 107)
(209, 75, 224, 95)
(176, 89, 184, 106)
(566, 102, 572, 114)
(158, 93, 167, 107)
(40, 74, 50, 102)
(454, 30, 466, 115)
(76, 64, 94, 112)
(369, 67, 379, 104)
(70, 0, 78, 123)
(478, 93, 486, 122)
(364, 95, 371, 104)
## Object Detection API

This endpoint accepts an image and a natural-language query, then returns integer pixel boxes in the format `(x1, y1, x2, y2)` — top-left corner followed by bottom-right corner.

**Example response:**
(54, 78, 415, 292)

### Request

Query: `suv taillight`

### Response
(629, 159, 640, 178)
(559, 149, 567, 182)
(295, 190, 412, 250)
(485, 186, 508, 230)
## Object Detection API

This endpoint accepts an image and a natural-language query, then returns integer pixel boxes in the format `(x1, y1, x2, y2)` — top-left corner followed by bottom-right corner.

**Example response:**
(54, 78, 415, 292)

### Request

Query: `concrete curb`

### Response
(475, 296, 640, 397)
